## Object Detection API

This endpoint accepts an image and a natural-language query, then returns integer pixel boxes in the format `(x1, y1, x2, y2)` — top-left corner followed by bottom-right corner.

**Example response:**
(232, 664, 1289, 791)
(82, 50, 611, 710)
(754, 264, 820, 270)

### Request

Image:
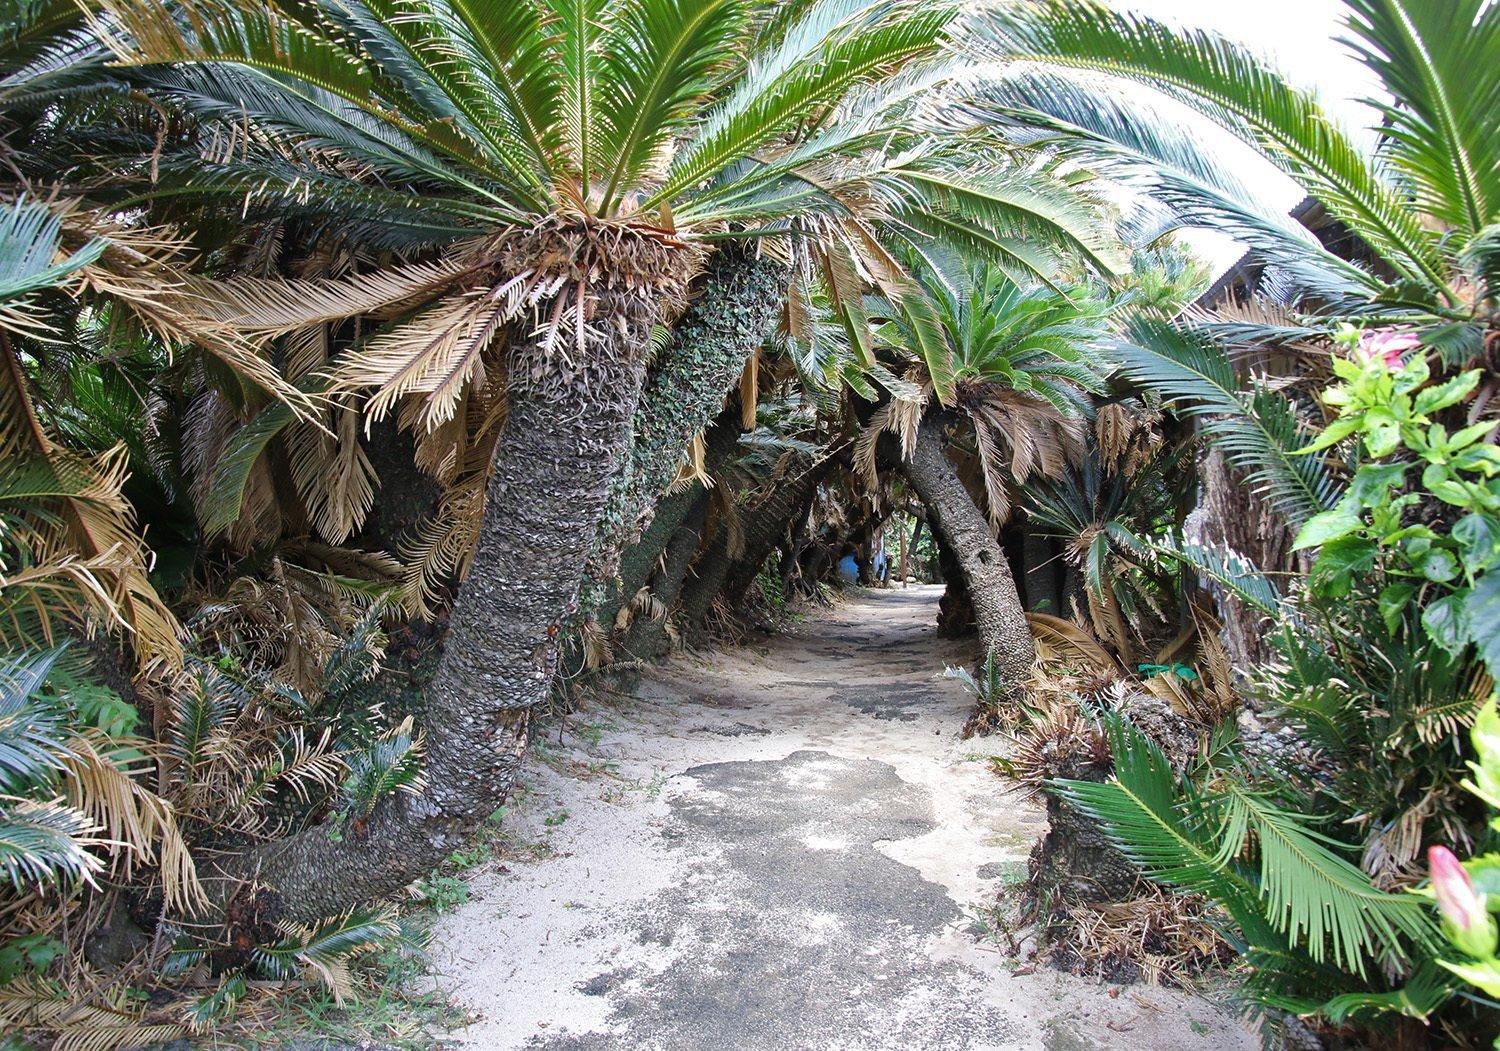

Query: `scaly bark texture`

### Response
(208, 231, 698, 925)
(685, 444, 848, 632)
(593, 248, 787, 574)
(617, 493, 710, 661)
(598, 405, 744, 636)
(899, 414, 1034, 693)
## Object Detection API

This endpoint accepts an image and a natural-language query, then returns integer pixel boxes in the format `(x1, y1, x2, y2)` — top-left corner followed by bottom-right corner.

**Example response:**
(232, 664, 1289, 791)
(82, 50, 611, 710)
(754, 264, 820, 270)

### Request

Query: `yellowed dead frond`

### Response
(1188, 601, 1237, 723)
(667, 430, 710, 495)
(738, 353, 759, 429)
(854, 377, 927, 486)
(398, 480, 484, 618)
(173, 259, 470, 337)
(333, 274, 536, 431)
(706, 483, 745, 559)
(970, 414, 1012, 528)
(60, 731, 205, 910)
(0, 979, 188, 1051)
(286, 402, 377, 544)
(628, 585, 667, 623)
(783, 272, 814, 345)
(1025, 612, 1125, 677)
(577, 618, 612, 670)
(0, 364, 184, 672)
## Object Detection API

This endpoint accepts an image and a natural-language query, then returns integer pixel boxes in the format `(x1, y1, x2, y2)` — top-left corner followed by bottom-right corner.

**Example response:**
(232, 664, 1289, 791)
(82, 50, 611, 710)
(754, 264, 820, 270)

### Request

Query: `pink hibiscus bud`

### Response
(1431, 846, 1485, 931)
(1358, 328, 1422, 369)
(1430, 846, 1499, 959)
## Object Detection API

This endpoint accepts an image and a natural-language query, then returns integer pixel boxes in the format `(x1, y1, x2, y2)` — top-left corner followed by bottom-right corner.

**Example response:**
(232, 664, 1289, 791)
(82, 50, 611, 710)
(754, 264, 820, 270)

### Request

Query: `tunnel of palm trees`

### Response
(3, 0, 1497, 1047)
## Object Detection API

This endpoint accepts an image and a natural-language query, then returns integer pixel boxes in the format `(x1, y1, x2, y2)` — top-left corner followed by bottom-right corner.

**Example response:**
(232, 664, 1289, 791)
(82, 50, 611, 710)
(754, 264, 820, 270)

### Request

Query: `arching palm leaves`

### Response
(1055, 715, 1445, 1016)
(964, 0, 1500, 337)
(96, 0, 1125, 550)
(864, 263, 1111, 526)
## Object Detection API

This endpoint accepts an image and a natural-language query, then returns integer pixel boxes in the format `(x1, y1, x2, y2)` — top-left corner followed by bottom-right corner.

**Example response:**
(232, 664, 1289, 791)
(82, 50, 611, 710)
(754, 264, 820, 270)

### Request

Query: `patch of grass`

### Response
(415, 874, 470, 913)
(632, 771, 668, 799)
(543, 808, 570, 827)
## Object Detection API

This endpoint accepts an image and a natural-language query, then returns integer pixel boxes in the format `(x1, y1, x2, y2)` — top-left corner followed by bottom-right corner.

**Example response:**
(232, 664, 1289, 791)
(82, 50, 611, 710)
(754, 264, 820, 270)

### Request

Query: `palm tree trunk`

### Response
(205, 249, 694, 926)
(594, 248, 786, 573)
(900, 414, 1034, 694)
(596, 404, 743, 636)
(675, 443, 846, 637)
(617, 493, 711, 661)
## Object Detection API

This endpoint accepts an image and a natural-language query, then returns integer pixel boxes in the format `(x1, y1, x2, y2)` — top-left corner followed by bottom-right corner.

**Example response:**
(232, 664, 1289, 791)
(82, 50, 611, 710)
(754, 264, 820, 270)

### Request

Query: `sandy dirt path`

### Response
(430, 586, 1257, 1050)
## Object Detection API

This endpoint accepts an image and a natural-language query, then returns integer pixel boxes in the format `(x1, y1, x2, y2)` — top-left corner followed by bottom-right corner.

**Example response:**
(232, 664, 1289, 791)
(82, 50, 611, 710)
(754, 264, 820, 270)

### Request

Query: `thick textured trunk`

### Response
(936, 536, 974, 637)
(900, 415, 1034, 693)
(715, 448, 846, 611)
(206, 240, 693, 926)
(617, 492, 711, 661)
(677, 446, 844, 634)
(1190, 446, 1300, 669)
(597, 405, 743, 635)
(593, 249, 786, 573)
(1021, 530, 1064, 614)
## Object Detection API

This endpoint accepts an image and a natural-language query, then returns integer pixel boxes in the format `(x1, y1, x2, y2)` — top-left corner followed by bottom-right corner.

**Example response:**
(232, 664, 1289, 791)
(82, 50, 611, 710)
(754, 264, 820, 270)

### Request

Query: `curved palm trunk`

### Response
(676, 443, 847, 636)
(207, 250, 694, 926)
(900, 414, 1034, 694)
(593, 249, 786, 574)
(617, 492, 711, 661)
(597, 404, 744, 636)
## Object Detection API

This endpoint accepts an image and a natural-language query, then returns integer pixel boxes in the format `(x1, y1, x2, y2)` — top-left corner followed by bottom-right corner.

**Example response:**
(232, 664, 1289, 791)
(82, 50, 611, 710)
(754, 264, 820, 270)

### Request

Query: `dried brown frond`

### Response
(0, 978, 189, 1051)
(1025, 612, 1124, 677)
(1, 348, 183, 673)
(738, 353, 759, 429)
(668, 430, 711, 494)
(576, 618, 612, 670)
(60, 731, 204, 910)
(286, 402, 378, 544)
(1038, 883, 1235, 987)
(398, 477, 484, 619)
(173, 258, 472, 337)
(854, 371, 928, 485)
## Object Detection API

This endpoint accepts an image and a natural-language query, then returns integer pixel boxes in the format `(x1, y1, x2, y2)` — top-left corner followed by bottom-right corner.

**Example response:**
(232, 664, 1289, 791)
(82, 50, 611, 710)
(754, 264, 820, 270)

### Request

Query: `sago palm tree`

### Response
(860, 262, 1110, 691)
(94, 0, 1123, 921)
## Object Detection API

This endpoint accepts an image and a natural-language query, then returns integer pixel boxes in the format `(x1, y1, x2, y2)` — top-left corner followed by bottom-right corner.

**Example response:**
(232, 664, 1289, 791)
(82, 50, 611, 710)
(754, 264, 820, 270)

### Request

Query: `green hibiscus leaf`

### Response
(1422, 592, 1470, 656)
(1455, 513, 1500, 573)
(1293, 510, 1362, 552)
(1311, 536, 1377, 599)
(1467, 573, 1500, 680)
(1418, 548, 1460, 582)
(1378, 583, 1416, 634)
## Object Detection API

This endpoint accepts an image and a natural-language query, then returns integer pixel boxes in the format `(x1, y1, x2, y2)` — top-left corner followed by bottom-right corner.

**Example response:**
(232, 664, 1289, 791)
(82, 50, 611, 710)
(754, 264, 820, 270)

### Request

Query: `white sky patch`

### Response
(1104, 0, 1387, 275)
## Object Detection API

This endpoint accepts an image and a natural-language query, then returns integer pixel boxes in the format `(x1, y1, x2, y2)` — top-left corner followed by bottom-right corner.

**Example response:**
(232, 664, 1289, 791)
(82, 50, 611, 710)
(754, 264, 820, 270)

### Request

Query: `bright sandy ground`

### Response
(429, 586, 1258, 1051)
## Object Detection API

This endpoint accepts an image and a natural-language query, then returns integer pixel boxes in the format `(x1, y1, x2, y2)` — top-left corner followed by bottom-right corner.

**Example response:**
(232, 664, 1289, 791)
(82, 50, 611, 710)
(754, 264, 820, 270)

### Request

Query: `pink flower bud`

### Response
(1430, 845, 1486, 931)
(1358, 329, 1421, 369)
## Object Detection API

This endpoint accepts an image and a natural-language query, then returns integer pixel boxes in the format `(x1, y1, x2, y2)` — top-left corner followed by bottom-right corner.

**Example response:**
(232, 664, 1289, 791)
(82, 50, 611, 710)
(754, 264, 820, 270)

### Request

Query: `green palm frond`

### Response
(0, 796, 103, 889)
(1113, 317, 1341, 526)
(950, 70, 1381, 306)
(338, 717, 424, 821)
(0, 196, 106, 322)
(973, 0, 1455, 301)
(1220, 784, 1437, 974)
(1056, 715, 1439, 985)
(1051, 716, 1276, 942)
(1343, 0, 1500, 238)
(0, 648, 69, 793)
(1148, 535, 1284, 620)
